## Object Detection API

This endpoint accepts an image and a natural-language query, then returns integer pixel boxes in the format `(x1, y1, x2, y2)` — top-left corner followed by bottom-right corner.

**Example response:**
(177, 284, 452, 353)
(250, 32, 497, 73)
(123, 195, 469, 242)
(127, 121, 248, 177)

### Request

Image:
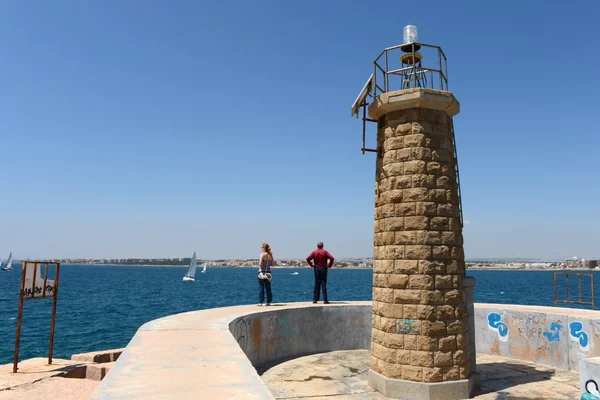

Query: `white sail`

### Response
(6, 253, 12, 270)
(184, 252, 197, 280)
(201, 263, 207, 273)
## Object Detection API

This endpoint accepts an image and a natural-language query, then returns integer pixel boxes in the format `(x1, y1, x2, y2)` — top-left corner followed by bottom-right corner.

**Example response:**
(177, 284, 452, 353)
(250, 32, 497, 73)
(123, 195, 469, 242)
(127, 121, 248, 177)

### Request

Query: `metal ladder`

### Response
(449, 118, 464, 227)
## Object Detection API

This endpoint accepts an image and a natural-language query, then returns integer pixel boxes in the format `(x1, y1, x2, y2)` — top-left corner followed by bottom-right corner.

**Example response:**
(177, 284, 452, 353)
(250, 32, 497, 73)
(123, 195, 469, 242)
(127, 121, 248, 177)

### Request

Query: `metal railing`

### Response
(372, 42, 448, 98)
(554, 272, 595, 309)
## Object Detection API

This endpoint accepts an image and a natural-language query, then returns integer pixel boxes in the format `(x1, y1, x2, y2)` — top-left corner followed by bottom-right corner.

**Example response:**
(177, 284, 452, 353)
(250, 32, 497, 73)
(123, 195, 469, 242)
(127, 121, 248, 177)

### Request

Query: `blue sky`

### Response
(1, 1, 599, 260)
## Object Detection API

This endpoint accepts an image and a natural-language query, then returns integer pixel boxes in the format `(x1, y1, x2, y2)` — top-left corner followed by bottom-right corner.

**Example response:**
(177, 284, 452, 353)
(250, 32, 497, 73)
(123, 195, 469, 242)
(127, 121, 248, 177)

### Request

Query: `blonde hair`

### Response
(262, 242, 273, 259)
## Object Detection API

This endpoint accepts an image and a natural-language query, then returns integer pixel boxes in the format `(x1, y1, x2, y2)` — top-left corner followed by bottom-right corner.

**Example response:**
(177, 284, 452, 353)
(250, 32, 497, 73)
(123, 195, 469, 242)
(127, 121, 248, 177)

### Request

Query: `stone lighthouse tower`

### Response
(351, 25, 476, 399)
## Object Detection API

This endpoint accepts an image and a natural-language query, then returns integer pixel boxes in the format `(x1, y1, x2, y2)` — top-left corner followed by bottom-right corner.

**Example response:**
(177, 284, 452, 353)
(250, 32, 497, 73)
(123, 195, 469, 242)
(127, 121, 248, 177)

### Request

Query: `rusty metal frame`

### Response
(13, 261, 61, 373)
(372, 42, 448, 98)
(554, 272, 595, 309)
(355, 42, 450, 157)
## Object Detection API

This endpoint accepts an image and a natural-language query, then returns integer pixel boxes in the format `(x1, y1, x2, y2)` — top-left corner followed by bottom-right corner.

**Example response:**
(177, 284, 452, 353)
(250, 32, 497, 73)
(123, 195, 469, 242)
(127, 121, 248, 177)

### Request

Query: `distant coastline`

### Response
(47, 264, 600, 272)
(467, 267, 597, 272)
(58, 263, 373, 270)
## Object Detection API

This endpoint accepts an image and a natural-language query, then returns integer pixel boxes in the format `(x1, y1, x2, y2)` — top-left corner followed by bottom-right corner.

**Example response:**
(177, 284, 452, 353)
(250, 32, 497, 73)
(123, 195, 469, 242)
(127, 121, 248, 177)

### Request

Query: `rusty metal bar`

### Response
(31, 262, 37, 299)
(373, 49, 386, 64)
(556, 300, 595, 306)
(592, 274, 595, 310)
(387, 67, 442, 75)
(13, 263, 27, 373)
(361, 102, 367, 155)
(385, 51, 389, 92)
(48, 263, 61, 365)
(375, 63, 386, 74)
(383, 42, 442, 52)
(42, 263, 48, 298)
(554, 272, 595, 309)
(438, 49, 442, 90)
(554, 272, 557, 307)
(412, 43, 416, 88)
(373, 62, 377, 98)
(444, 54, 449, 91)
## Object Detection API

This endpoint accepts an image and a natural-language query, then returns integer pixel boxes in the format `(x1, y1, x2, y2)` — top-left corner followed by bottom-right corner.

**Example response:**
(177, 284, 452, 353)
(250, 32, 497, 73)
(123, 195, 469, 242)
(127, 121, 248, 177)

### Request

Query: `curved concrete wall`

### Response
(91, 300, 600, 399)
(229, 305, 371, 369)
(91, 302, 371, 399)
(474, 303, 600, 371)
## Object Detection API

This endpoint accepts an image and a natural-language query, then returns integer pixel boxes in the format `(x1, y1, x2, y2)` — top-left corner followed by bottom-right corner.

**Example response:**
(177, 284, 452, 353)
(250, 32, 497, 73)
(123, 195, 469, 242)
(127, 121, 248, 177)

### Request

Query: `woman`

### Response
(258, 242, 275, 306)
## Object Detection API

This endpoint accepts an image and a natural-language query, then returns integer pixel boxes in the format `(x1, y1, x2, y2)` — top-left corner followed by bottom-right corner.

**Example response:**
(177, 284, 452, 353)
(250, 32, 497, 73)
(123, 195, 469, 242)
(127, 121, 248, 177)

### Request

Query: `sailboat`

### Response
(200, 263, 207, 274)
(183, 252, 197, 282)
(1, 252, 13, 271)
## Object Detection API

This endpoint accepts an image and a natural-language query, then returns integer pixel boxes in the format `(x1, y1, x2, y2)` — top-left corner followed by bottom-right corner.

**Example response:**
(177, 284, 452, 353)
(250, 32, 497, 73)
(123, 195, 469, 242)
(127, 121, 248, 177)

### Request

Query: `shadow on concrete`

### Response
(255, 351, 338, 376)
(260, 302, 351, 307)
(474, 360, 556, 396)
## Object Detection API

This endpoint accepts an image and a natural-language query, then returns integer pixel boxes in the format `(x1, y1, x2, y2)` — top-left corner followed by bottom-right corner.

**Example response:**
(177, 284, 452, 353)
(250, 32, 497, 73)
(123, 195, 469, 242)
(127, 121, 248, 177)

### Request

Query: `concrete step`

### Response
(85, 361, 115, 381)
(71, 348, 124, 364)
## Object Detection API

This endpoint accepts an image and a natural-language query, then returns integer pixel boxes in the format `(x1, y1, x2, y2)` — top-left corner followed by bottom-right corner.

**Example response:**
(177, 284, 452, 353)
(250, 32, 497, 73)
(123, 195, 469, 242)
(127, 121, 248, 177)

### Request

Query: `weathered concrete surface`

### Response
(263, 350, 580, 400)
(0, 377, 99, 400)
(92, 302, 371, 399)
(229, 304, 371, 368)
(0, 358, 89, 391)
(476, 354, 579, 400)
(86, 362, 115, 381)
(263, 350, 386, 399)
(0, 358, 99, 400)
(91, 301, 598, 399)
(71, 348, 124, 364)
(1, 349, 124, 399)
(475, 303, 600, 371)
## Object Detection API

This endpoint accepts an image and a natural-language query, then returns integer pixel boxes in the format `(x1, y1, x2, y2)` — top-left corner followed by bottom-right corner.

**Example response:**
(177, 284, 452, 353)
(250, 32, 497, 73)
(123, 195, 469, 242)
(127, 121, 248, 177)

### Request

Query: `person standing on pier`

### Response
(258, 242, 275, 306)
(306, 242, 335, 304)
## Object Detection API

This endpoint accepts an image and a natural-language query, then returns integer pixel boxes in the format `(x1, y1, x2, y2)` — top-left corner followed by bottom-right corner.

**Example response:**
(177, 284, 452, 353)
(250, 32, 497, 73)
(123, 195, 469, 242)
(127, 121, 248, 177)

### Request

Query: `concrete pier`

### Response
(87, 301, 600, 399)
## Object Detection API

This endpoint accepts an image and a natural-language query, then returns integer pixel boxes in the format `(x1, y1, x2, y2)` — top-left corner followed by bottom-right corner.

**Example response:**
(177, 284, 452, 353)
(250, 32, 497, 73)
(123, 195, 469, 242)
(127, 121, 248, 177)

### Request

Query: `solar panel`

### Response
(350, 74, 374, 118)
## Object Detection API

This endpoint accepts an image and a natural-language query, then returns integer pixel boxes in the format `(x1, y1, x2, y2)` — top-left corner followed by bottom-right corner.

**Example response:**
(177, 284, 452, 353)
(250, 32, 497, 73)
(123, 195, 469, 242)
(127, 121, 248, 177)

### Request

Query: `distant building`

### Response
(565, 257, 581, 268)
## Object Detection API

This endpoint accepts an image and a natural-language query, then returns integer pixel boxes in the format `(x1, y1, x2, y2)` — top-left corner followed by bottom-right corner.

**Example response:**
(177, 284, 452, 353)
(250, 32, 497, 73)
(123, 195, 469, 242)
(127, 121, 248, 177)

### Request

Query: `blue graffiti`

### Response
(543, 322, 562, 342)
(396, 319, 420, 335)
(487, 312, 508, 339)
(570, 321, 589, 350)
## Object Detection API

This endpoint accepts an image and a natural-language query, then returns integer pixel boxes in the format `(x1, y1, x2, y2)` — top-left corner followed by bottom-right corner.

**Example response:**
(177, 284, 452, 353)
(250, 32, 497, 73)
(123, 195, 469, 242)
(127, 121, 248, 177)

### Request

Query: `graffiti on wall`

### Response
(543, 322, 563, 342)
(269, 316, 295, 337)
(233, 318, 250, 351)
(396, 319, 420, 335)
(488, 312, 508, 342)
(591, 321, 600, 338)
(582, 379, 600, 399)
(569, 321, 590, 351)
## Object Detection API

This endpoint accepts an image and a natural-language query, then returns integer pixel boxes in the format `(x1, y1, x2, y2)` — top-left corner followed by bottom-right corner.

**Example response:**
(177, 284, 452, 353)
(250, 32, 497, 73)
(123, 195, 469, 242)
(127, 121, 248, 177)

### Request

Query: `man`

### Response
(306, 242, 335, 304)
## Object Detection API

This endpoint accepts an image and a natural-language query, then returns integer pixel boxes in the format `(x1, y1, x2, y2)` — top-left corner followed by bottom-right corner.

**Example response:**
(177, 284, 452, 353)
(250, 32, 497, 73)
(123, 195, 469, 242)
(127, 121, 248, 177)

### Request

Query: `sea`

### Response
(0, 264, 596, 364)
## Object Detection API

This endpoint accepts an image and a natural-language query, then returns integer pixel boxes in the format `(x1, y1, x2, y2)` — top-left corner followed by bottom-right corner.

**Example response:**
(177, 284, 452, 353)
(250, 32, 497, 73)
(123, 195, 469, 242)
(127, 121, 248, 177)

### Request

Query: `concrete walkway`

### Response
(262, 350, 581, 400)
(0, 349, 122, 400)
(0, 358, 99, 400)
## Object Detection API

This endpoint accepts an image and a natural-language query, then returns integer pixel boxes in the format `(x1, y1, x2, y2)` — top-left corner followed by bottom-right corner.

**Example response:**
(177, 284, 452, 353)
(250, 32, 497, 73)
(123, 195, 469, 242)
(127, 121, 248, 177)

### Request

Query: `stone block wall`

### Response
(370, 108, 471, 383)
